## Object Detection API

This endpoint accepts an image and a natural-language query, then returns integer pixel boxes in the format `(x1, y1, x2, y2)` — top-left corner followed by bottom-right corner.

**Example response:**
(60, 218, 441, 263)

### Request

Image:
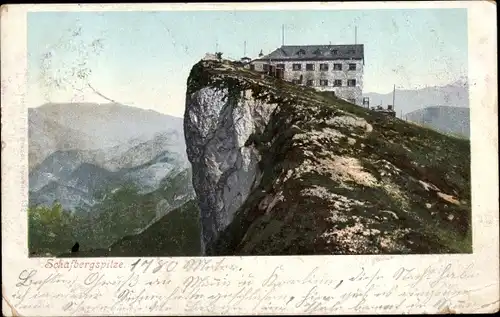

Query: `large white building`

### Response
(248, 44, 365, 106)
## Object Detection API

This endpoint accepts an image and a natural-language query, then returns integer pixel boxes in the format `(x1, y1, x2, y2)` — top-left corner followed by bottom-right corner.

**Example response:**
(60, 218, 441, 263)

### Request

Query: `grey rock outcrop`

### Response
(184, 85, 275, 253)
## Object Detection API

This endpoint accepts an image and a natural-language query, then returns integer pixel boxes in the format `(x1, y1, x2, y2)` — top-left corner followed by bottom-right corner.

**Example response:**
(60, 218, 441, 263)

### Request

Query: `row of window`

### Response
(288, 63, 357, 71)
(292, 79, 357, 87)
(254, 63, 357, 72)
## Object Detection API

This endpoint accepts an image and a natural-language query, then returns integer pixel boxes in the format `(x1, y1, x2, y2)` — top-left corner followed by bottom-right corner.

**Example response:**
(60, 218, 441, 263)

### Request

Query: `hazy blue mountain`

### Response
(29, 181, 97, 211)
(29, 140, 190, 211)
(104, 130, 187, 171)
(28, 103, 185, 170)
(29, 150, 99, 192)
(28, 102, 191, 214)
(121, 152, 186, 194)
(64, 163, 119, 194)
(32, 102, 184, 148)
(28, 108, 98, 170)
(29, 160, 121, 211)
(405, 106, 470, 138)
(363, 79, 469, 116)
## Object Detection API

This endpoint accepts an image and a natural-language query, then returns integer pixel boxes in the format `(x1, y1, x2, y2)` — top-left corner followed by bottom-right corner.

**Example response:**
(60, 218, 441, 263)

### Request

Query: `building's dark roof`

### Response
(256, 44, 364, 61)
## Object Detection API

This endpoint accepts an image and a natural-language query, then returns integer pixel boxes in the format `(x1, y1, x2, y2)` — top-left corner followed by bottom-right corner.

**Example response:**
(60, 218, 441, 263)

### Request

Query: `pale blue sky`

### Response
(27, 9, 468, 117)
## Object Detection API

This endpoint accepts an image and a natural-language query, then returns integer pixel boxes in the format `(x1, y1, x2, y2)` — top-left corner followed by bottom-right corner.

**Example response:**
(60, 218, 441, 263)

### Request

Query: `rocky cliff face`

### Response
(184, 59, 471, 256)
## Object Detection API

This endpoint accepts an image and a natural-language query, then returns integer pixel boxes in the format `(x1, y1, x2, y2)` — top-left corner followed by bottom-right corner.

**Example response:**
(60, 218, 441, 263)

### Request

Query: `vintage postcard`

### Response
(1, 1, 498, 316)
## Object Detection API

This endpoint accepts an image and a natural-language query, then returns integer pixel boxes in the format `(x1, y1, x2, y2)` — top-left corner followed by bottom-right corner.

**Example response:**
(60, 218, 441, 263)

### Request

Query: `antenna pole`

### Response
(216, 40, 219, 53)
(392, 84, 396, 110)
(355, 26, 357, 45)
(244, 40, 247, 56)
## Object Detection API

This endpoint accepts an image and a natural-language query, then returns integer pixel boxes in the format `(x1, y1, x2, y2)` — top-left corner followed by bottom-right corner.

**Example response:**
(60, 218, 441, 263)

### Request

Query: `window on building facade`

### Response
(334, 80, 342, 87)
(331, 49, 338, 55)
(250, 64, 255, 71)
(347, 79, 356, 87)
(277, 63, 285, 69)
(306, 64, 315, 71)
(263, 64, 269, 71)
(348, 63, 356, 71)
(320, 80, 329, 86)
(320, 63, 329, 71)
(292, 63, 302, 71)
(292, 79, 301, 84)
(306, 80, 314, 86)
(348, 49, 355, 54)
(333, 63, 342, 71)
(297, 49, 306, 56)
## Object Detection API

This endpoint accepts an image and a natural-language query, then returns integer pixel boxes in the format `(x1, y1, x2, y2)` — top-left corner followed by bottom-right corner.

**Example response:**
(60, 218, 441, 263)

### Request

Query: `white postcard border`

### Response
(1, 2, 498, 316)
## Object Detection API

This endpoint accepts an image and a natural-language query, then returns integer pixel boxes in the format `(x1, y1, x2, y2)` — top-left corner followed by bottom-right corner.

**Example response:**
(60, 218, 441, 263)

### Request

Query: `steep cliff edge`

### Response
(184, 59, 471, 256)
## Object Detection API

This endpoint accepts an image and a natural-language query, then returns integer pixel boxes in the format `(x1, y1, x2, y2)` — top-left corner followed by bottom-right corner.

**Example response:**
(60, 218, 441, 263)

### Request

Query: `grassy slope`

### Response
(188, 60, 471, 256)
(52, 169, 198, 257)
(58, 199, 201, 257)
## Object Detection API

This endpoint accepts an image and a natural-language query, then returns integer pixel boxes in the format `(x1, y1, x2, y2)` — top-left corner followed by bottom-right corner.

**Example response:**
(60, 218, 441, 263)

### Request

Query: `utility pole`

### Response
(355, 26, 357, 45)
(216, 40, 219, 53)
(244, 40, 247, 56)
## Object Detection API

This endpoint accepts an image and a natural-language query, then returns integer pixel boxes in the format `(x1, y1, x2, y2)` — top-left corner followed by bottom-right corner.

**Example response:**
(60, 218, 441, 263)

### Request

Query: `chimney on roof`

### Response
(259, 49, 264, 57)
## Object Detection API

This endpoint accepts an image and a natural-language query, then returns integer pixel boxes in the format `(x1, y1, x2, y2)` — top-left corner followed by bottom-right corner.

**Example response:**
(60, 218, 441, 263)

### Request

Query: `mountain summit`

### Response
(184, 59, 471, 256)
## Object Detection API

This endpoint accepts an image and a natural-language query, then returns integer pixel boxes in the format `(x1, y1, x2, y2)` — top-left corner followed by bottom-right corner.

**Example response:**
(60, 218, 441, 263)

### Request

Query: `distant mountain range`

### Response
(28, 103, 185, 169)
(363, 79, 469, 115)
(29, 108, 97, 171)
(28, 137, 190, 211)
(28, 102, 197, 256)
(405, 106, 470, 139)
